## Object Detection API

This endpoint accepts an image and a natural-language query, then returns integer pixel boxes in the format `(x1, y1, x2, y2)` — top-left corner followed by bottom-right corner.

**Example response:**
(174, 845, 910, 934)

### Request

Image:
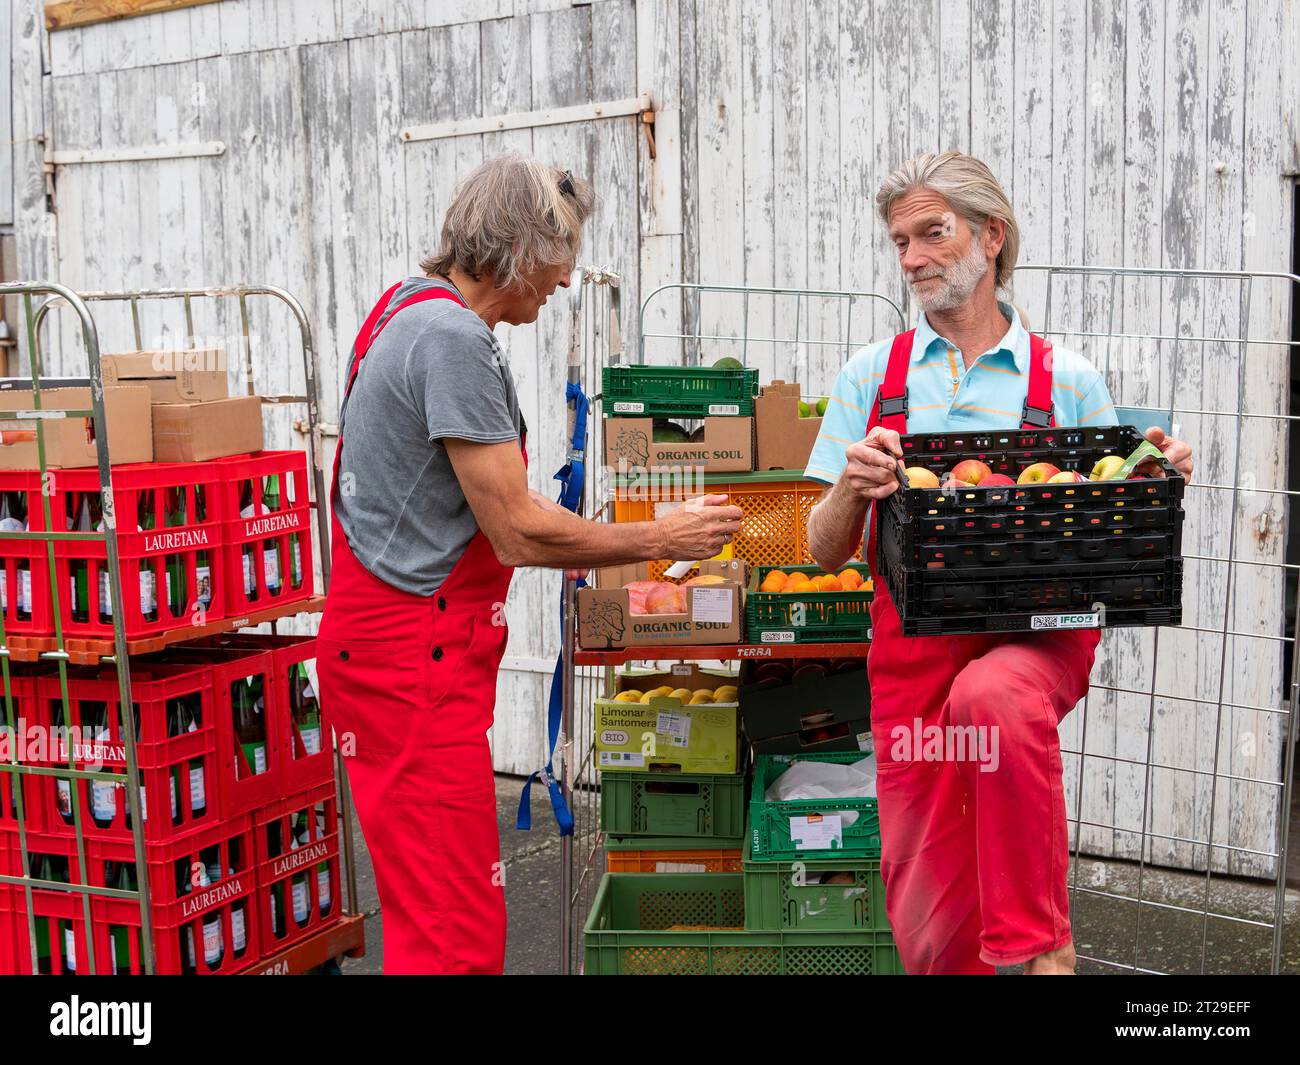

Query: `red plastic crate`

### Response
(145, 645, 283, 819)
(0, 472, 54, 637)
(179, 633, 331, 795)
(212, 452, 314, 618)
(0, 671, 51, 834)
(252, 783, 341, 957)
(33, 662, 222, 843)
(36, 462, 229, 641)
(0, 820, 259, 975)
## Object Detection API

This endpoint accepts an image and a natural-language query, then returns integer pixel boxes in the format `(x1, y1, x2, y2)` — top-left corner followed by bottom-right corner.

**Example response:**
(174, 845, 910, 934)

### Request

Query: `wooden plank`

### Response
(51, 142, 225, 165)
(45, 0, 222, 32)
(938, 0, 972, 152)
(400, 92, 650, 144)
(738, 0, 774, 384)
(803, 0, 840, 392)
(0, 0, 13, 229)
(769, 0, 805, 378)
(839, 0, 878, 352)
(871, 0, 910, 343)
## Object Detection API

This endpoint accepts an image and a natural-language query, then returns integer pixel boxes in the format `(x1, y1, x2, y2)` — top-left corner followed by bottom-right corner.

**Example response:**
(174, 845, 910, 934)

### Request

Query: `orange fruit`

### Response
(785, 578, 816, 594)
(838, 569, 863, 590)
(759, 572, 787, 593)
(814, 574, 843, 592)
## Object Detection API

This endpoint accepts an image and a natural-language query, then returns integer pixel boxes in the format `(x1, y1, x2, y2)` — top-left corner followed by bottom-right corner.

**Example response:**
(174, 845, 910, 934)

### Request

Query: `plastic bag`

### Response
(764, 755, 877, 826)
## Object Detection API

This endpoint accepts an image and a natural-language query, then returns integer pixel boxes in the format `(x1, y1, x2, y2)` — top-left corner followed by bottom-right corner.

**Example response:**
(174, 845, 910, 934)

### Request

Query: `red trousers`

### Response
(867, 588, 1099, 973)
(317, 525, 511, 975)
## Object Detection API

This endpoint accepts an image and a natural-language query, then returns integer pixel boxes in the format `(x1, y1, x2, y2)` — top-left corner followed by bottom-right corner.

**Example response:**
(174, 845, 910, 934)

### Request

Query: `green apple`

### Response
(798, 400, 811, 418)
(815, 397, 828, 417)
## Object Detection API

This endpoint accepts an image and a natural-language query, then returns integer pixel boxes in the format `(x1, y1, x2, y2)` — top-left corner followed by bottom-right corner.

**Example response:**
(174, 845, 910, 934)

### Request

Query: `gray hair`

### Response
(875, 151, 1021, 291)
(421, 153, 596, 291)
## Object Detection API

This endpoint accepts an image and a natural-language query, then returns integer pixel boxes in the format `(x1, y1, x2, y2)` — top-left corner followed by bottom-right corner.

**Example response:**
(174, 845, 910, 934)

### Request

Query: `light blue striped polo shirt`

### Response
(805, 301, 1118, 486)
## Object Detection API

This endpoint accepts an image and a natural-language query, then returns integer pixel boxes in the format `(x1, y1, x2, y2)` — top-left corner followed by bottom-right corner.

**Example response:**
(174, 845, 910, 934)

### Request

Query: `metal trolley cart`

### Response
(0, 281, 364, 975)
(559, 271, 1298, 976)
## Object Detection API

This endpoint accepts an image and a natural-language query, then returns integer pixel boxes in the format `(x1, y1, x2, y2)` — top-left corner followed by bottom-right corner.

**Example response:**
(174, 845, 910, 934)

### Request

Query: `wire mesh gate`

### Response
(560, 272, 1298, 976)
(0, 281, 360, 974)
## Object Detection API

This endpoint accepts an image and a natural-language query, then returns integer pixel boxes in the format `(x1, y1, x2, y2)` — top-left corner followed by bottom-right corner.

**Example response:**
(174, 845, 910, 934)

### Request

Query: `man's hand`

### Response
(840, 426, 906, 502)
(656, 493, 744, 559)
(1142, 426, 1194, 484)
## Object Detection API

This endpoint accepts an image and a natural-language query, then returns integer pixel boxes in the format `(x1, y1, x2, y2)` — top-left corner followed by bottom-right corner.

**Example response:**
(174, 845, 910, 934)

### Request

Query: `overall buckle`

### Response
(878, 391, 909, 419)
(1020, 401, 1054, 428)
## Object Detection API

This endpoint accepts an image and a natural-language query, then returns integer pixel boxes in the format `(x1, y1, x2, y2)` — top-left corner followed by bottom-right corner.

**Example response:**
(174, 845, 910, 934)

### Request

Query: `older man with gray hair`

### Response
(806, 151, 1193, 976)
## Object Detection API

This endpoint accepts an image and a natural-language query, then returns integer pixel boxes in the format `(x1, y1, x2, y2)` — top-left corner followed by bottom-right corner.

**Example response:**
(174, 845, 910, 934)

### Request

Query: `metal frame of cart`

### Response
(0, 281, 363, 975)
(560, 272, 1299, 976)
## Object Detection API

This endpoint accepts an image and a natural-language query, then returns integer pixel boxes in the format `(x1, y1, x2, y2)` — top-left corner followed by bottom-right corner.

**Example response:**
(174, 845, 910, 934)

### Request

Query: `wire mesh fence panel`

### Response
(1017, 264, 1298, 975)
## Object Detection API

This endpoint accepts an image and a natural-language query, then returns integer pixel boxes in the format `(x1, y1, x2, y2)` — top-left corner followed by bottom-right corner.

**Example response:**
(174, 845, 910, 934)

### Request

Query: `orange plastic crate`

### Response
(605, 847, 744, 874)
(612, 477, 863, 582)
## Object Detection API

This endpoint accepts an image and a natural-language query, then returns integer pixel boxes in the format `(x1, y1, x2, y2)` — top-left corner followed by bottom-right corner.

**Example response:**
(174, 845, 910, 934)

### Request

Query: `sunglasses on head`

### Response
(558, 171, 576, 198)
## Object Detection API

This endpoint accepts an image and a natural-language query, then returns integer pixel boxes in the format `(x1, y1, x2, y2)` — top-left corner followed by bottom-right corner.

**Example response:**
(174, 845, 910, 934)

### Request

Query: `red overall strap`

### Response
(855, 330, 917, 576)
(333, 284, 470, 498)
(1021, 333, 1055, 428)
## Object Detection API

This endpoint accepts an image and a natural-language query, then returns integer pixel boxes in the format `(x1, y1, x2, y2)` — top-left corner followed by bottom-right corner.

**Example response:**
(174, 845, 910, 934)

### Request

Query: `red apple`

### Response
(950, 459, 992, 485)
(981, 473, 1016, 486)
(1017, 462, 1062, 484)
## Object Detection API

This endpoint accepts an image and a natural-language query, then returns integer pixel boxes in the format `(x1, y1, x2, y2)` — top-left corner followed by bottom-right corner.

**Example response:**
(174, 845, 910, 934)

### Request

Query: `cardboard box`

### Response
(738, 658, 869, 742)
(595, 664, 740, 773)
(604, 416, 753, 474)
(102, 350, 229, 403)
(754, 381, 823, 471)
(0, 386, 152, 469)
(578, 560, 747, 649)
(152, 395, 264, 462)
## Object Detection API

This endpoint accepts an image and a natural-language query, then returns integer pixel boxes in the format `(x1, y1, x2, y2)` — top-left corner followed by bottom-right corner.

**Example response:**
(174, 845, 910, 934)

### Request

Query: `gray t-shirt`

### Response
(335, 277, 522, 595)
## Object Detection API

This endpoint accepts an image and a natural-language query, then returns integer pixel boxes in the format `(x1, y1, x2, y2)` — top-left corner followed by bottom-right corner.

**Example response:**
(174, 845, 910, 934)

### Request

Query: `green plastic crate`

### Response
(600, 771, 746, 840)
(749, 753, 881, 861)
(742, 855, 888, 931)
(746, 563, 874, 643)
(582, 873, 904, 975)
(602, 365, 760, 418)
(604, 835, 746, 851)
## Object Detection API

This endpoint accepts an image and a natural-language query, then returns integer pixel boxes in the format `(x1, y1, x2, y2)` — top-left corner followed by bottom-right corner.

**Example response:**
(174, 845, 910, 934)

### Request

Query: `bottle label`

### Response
(64, 926, 76, 973)
(140, 569, 156, 615)
(99, 570, 114, 617)
(56, 779, 72, 817)
(232, 906, 247, 953)
(18, 569, 30, 615)
(292, 878, 310, 923)
(196, 562, 212, 607)
(92, 779, 117, 822)
(264, 545, 281, 592)
(139, 784, 147, 822)
(170, 772, 178, 819)
(242, 740, 267, 777)
(291, 538, 302, 583)
(301, 725, 322, 757)
(203, 916, 223, 966)
(242, 551, 256, 596)
(190, 764, 206, 812)
(318, 866, 331, 913)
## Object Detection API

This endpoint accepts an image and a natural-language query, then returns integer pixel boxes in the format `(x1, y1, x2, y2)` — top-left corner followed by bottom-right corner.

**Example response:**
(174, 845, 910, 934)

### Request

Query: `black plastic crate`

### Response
(879, 425, 1185, 636)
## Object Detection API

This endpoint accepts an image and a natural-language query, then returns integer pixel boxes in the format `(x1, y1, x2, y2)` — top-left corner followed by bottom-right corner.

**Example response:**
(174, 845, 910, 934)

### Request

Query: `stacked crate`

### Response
(0, 450, 337, 975)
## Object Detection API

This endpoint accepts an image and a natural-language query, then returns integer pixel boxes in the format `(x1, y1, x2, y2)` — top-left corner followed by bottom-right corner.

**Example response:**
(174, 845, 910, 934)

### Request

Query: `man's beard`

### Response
(906, 238, 991, 313)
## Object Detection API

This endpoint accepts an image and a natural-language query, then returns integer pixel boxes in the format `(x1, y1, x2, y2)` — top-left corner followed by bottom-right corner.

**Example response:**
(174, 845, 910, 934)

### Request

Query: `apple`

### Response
(905, 466, 941, 489)
(942, 474, 973, 490)
(981, 473, 1016, 486)
(950, 459, 992, 485)
(1018, 462, 1062, 484)
(1090, 454, 1125, 481)
(1047, 470, 1087, 483)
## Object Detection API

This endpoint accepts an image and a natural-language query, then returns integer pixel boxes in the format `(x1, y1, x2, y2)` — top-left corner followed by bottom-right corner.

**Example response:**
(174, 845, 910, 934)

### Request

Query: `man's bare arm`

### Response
(806, 426, 905, 571)
(444, 438, 742, 568)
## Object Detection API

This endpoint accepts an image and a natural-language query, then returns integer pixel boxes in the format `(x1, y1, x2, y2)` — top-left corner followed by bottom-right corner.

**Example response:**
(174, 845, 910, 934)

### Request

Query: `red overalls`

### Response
(862, 329, 1100, 974)
(317, 284, 520, 975)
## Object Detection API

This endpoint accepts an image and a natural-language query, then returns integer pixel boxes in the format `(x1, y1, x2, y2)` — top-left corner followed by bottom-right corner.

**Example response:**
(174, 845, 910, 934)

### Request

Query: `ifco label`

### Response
(1030, 612, 1103, 631)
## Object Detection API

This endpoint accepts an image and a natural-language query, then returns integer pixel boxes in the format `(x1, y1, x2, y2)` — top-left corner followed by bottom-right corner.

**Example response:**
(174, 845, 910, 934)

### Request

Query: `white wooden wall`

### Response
(7, 0, 1299, 874)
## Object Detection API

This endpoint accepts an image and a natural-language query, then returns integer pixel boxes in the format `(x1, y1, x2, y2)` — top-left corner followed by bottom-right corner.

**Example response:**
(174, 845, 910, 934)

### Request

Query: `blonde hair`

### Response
(421, 153, 596, 291)
(875, 151, 1021, 291)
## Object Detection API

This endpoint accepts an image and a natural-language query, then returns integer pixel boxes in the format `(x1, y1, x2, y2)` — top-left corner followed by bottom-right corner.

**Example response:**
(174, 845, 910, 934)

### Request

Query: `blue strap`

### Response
(516, 381, 589, 835)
